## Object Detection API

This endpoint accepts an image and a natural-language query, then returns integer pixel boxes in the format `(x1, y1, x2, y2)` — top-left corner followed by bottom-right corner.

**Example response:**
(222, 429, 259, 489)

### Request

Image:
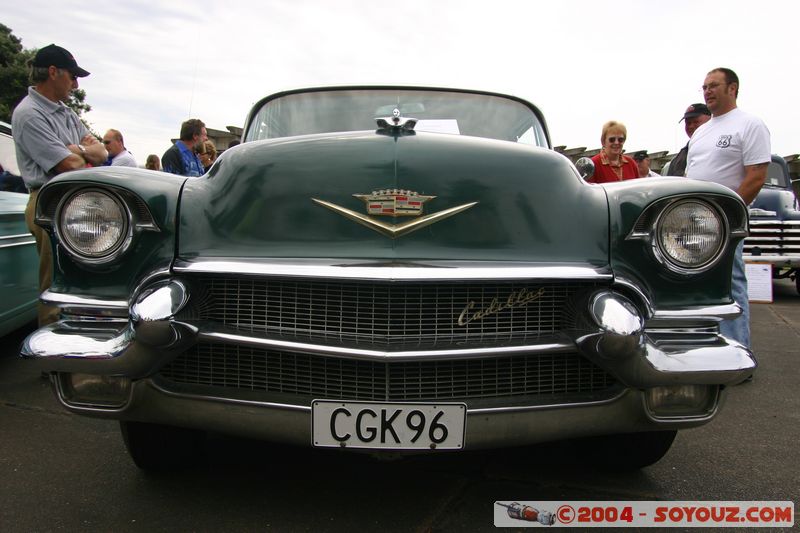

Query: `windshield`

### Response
(244, 88, 549, 147)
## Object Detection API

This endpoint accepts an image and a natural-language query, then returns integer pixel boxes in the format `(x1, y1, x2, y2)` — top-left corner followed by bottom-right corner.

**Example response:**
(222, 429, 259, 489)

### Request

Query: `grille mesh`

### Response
(745, 221, 800, 257)
(159, 343, 616, 403)
(185, 277, 596, 348)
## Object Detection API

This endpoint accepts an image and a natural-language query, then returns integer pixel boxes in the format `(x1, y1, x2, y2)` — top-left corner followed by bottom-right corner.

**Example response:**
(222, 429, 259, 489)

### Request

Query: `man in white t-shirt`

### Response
(687, 67, 771, 352)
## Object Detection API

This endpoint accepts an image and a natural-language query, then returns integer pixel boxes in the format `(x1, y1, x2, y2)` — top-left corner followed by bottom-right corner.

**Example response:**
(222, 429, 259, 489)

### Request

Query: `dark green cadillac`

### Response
(23, 87, 755, 470)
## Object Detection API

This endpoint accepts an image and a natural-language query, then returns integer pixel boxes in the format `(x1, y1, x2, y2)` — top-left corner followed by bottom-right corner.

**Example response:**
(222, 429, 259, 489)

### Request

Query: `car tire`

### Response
(577, 430, 678, 470)
(120, 421, 205, 471)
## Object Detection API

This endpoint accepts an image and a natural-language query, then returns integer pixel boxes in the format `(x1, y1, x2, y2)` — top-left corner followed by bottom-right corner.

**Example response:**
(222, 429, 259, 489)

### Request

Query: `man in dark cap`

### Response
(11, 43, 108, 325)
(665, 103, 711, 176)
(631, 150, 659, 178)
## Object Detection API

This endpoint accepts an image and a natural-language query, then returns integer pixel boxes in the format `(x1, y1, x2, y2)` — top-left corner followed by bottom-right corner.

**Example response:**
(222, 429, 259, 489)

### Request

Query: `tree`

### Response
(0, 23, 96, 136)
(0, 23, 32, 123)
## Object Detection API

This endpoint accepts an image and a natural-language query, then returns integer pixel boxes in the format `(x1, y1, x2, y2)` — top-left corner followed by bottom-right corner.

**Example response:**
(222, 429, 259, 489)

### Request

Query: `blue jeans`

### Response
(720, 241, 750, 348)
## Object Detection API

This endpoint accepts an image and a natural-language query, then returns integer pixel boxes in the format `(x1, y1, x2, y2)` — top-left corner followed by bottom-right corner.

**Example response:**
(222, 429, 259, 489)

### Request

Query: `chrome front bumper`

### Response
(22, 278, 756, 388)
(22, 276, 756, 446)
(46, 378, 717, 449)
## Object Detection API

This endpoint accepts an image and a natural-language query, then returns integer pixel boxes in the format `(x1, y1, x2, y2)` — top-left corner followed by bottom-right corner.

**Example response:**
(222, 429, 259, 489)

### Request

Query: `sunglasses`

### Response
(102, 140, 112, 145)
(607, 136, 625, 143)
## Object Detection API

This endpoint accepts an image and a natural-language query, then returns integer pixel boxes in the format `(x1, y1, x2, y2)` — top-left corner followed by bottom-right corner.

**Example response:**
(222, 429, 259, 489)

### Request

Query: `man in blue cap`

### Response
(11, 43, 108, 325)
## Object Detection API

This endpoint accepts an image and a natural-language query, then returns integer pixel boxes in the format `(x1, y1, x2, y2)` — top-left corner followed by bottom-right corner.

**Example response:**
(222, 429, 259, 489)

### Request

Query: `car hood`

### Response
(749, 187, 800, 221)
(178, 131, 610, 265)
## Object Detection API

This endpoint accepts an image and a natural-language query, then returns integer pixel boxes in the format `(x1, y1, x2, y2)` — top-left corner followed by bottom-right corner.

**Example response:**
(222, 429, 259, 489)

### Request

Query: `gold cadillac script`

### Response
(457, 287, 547, 326)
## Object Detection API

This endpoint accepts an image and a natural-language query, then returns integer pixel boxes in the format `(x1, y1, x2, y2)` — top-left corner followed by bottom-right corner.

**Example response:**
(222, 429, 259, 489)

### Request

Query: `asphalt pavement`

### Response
(1, 279, 797, 532)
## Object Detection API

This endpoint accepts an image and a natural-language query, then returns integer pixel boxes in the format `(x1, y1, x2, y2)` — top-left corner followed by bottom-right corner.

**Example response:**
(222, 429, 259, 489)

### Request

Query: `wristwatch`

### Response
(77, 144, 87, 155)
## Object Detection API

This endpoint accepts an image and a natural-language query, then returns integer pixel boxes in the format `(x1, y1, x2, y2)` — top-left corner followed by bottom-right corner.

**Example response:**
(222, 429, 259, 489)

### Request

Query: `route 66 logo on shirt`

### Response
(716, 135, 732, 148)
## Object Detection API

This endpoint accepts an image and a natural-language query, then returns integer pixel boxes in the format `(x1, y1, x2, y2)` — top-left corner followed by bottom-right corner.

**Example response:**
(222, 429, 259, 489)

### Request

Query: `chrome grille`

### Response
(159, 343, 616, 404)
(745, 220, 800, 257)
(185, 277, 598, 348)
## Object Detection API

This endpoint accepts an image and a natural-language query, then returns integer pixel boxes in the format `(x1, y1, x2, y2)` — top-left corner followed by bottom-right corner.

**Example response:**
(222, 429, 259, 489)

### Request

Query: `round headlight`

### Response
(657, 200, 724, 270)
(59, 190, 128, 258)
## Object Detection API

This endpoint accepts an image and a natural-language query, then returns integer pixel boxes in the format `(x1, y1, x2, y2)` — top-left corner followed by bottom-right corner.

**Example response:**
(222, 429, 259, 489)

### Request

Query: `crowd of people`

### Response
(585, 102, 715, 183)
(584, 67, 770, 362)
(9, 43, 771, 358)
(6, 44, 232, 325)
(99, 121, 234, 175)
(8, 46, 233, 185)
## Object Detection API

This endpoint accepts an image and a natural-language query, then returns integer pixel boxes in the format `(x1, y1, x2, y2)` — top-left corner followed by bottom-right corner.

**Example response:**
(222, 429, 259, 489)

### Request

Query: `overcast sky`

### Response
(5, 0, 799, 165)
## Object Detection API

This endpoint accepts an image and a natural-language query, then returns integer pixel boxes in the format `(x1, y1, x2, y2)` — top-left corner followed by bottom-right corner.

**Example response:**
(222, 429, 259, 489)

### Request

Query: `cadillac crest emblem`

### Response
(312, 188, 477, 239)
(354, 189, 434, 217)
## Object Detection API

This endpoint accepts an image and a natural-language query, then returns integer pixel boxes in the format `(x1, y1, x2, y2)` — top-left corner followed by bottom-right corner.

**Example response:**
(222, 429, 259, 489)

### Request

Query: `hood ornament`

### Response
(376, 108, 417, 132)
(312, 188, 477, 239)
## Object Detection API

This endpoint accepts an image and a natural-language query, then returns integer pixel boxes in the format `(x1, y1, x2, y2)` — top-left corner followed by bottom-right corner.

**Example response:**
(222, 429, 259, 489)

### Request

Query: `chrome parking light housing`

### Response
(645, 385, 719, 420)
(57, 372, 132, 409)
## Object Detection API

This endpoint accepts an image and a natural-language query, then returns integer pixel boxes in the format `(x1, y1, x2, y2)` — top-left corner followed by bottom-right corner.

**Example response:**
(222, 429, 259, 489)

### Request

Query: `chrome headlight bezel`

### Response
(652, 199, 728, 275)
(55, 188, 132, 264)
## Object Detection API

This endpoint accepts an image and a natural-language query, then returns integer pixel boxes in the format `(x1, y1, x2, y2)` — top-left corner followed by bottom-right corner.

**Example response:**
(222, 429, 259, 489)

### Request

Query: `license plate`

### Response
(312, 400, 466, 450)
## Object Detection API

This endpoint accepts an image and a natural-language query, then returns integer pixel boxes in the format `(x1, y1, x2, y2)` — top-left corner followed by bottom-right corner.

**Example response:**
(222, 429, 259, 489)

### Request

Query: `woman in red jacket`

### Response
(588, 121, 640, 183)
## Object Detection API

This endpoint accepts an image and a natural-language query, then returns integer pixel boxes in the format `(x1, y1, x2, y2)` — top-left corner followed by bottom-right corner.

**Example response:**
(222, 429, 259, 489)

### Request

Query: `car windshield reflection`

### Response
(245, 88, 549, 147)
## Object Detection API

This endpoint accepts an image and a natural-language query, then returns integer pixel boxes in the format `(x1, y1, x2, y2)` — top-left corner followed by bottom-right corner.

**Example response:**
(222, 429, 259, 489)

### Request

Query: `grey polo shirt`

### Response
(11, 86, 88, 190)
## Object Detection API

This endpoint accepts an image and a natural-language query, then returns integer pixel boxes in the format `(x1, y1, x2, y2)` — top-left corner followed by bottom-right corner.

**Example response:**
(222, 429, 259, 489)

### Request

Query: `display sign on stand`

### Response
(745, 262, 773, 303)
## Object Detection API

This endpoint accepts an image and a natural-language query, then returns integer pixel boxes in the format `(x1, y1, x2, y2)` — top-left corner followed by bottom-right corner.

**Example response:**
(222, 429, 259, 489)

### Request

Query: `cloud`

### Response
(4, 0, 799, 162)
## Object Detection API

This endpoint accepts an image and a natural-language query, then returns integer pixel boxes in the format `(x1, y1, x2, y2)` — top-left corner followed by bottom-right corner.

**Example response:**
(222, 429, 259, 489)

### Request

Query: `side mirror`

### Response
(575, 157, 595, 180)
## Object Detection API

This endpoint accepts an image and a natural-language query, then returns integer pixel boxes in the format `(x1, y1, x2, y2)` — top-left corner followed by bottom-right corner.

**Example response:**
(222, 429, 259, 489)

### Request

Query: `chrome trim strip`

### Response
(198, 331, 575, 361)
(652, 303, 741, 321)
(468, 389, 627, 414)
(0, 239, 36, 249)
(0, 232, 35, 240)
(741, 255, 800, 266)
(748, 208, 777, 217)
(41, 289, 128, 311)
(644, 326, 718, 335)
(146, 379, 627, 415)
(149, 380, 312, 413)
(750, 219, 800, 226)
(173, 259, 613, 281)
